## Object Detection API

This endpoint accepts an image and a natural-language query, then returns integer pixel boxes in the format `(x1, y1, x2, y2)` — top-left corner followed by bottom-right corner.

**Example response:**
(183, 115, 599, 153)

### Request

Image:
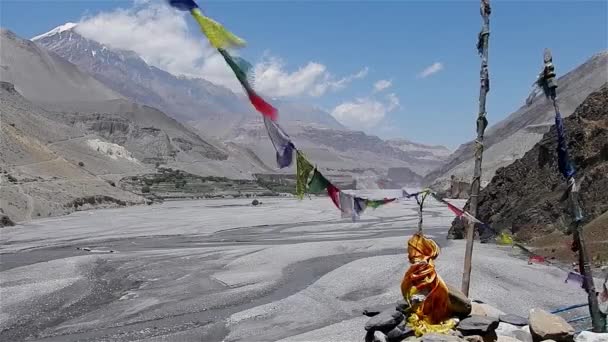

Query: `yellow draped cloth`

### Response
(401, 233, 455, 335)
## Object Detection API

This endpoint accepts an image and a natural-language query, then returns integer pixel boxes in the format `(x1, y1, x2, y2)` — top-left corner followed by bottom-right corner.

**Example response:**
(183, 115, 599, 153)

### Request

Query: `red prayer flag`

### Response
(327, 184, 341, 209)
(528, 255, 546, 264)
(248, 92, 278, 121)
(447, 203, 464, 217)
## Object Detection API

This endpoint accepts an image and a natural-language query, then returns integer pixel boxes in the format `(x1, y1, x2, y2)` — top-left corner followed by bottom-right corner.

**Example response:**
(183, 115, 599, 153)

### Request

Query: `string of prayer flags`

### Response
(263, 117, 294, 168)
(296, 151, 314, 199)
(167, 0, 278, 121)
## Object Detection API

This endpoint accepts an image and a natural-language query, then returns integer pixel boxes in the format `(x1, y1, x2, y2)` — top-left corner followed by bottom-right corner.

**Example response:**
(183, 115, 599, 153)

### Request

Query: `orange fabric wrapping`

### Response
(401, 233, 451, 324)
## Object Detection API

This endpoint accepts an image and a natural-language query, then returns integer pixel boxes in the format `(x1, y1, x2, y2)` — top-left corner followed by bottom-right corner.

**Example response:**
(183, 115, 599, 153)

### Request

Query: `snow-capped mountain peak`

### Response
(31, 22, 77, 41)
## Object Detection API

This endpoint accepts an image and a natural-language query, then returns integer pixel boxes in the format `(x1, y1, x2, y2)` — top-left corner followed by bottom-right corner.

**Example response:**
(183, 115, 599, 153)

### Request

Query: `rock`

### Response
(495, 323, 533, 342)
(457, 315, 500, 335)
(471, 303, 505, 319)
(386, 325, 414, 342)
(365, 309, 405, 333)
(499, 314, 528, 326)
(0, 214, 15, 227)
(373, 330, 388, 342)
(483, 331, 498, 342)
(396, 299, 411, 314)
(575, 331, 608, 342)
(465, 335, 484, 342)
(471, 303, 488, 316)
(528, 308, 574, 342)
(363, 307, 382, 317)
(448, 284, 473, 317)
(497, 336, 522, 342)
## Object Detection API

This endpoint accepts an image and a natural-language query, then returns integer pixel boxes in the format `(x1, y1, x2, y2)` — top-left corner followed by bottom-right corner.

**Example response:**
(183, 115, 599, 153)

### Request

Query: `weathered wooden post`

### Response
(533, 49, 606, 332)
(462, 0, 491, 296)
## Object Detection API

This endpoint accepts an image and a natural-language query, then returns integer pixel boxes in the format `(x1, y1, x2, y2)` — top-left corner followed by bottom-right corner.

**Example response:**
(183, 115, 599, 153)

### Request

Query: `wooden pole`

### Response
(416, 192, 428, 234)
(461, 0, 491, 296)
(539, 50, 606, 332)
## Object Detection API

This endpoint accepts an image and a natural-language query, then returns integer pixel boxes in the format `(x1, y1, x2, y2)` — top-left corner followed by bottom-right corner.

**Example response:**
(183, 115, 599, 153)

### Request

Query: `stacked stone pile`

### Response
(363, 286, 607, 342)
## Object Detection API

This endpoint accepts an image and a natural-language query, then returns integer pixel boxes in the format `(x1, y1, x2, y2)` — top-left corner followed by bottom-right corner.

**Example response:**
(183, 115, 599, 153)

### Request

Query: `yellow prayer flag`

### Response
(191, 9, 246, 49)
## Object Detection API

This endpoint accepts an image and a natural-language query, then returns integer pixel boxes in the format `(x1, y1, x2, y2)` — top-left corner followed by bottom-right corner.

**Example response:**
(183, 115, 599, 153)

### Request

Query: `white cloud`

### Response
(77, 4, 207, 76)
(309, 67, 368, 97)
(386, 93, 400, 111)
(252, 57, 368, 98)
(417, 62, 444, 78)
(330, 93, 401, 130)
(373, 79, 392, 92)
(74, 2, 364, 97)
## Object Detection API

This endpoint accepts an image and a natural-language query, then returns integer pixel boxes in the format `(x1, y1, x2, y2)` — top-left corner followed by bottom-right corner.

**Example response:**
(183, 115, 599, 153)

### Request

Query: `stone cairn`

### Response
(363, 233, 607, 342)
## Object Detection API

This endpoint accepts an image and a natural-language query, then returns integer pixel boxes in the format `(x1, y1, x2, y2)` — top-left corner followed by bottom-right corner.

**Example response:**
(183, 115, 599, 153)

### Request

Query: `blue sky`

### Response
(1, 0, 606, 148)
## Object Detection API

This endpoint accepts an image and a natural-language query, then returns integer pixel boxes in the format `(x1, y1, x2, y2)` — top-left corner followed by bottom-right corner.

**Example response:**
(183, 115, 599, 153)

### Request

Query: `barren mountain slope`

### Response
(425, 51, 608, 191)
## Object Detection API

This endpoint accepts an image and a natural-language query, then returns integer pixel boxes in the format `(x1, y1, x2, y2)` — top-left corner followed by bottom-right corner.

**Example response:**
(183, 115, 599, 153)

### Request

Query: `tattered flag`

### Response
(308, 169, 330, 193)
(555, 112, 576, 179)
(295, 151, 314, 199)
(263, 117, 294, 168)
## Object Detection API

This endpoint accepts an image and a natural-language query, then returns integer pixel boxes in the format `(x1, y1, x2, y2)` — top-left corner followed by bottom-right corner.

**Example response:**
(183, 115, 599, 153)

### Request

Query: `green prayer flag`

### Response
(307, 169, 330, 193)
(296, 151, 314, 199)
(366, 199, 383, 209)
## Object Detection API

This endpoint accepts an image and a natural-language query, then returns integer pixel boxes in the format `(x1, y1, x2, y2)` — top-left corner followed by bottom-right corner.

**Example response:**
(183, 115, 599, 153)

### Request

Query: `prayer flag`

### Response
(354, 197, 367, 216)
(308, 169, 330, 193)
(263, 117, 293, 168)
(296, 151, 314, 199)
(191, 8, 245, 50)
(555, 112, 576, 179)
(327, 184, 341, 209)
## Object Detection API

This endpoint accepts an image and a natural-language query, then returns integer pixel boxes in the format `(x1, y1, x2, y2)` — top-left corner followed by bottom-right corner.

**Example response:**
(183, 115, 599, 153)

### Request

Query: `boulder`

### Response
(386, 325, 415, 342)
(497, 336, 522, 342)
(373, 330, 388, 342)
(499, 314, 528, 327)
(464, 336, 484, 342)
(457, 315, 500, 335)
(495, 323, 533, 342)
(365, 309, 405, 333)
(528, 308, 574, 342)
(575, 331, 608, 342)
(448, 284, 473, 317)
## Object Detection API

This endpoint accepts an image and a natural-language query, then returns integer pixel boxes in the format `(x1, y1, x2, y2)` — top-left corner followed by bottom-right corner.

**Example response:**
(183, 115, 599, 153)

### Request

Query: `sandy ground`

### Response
(0, 195, 593, 341)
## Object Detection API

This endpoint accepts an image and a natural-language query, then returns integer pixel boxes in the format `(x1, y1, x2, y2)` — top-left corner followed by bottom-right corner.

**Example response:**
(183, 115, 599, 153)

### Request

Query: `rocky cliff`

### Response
(448, 85, 608, 240)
